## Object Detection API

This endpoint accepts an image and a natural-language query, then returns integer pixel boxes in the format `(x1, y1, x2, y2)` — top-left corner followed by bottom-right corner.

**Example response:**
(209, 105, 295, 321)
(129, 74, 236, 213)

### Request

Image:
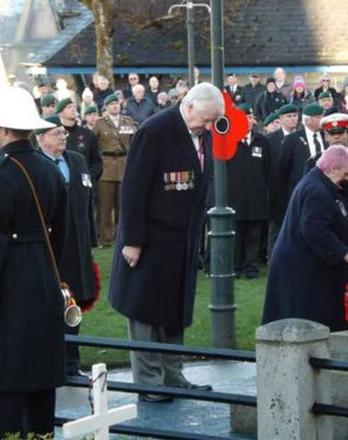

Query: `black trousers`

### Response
(234, 220, 263, 275)
(65, 322, 81, 375)
(0, 389, 55, 438)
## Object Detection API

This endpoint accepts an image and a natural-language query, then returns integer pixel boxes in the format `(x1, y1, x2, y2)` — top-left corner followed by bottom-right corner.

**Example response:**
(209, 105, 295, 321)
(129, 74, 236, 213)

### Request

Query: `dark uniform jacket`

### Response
(267, 129, 288, 223)
(57, 150, 96, 306)
(64, 123, 103, 186)
(224, 84, 243, 104)
(108, 105, 213, 329)
(278, 128, 326, 202)
(93, 114, 136, 182)
(262, 167, 348, 331)
(0, 140, 67, 392)
(226, 131, 270, 221)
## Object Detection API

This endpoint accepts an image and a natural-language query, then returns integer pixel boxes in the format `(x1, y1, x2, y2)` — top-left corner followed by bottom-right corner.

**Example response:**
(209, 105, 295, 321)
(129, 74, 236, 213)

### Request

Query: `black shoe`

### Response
(173, 381, 213, 391)
(139, 393, 173, 403)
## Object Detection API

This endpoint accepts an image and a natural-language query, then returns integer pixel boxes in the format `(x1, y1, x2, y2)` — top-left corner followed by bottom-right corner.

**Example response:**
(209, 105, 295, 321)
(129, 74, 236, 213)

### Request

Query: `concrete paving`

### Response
(55, 360, 257, 439)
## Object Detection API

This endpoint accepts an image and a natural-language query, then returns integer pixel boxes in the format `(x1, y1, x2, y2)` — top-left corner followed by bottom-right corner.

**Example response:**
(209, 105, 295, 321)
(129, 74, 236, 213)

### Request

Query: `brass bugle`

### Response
(61, 287, 82, 327)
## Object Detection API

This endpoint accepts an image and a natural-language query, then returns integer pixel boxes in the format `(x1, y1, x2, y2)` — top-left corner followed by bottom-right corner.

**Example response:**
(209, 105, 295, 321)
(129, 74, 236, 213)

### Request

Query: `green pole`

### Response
(186, 1, 195, 88)
(208, 0, 236, 347)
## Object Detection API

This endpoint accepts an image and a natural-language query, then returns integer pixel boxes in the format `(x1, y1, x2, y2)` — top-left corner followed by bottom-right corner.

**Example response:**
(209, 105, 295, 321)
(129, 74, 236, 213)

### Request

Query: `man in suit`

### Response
(278, 103, 326, 205)
(36, 116, 98, 376)
(0, 87, 67, 438)
(267, 104, 299, 258)
(108, 83, 224, 402)
(93, 94, 137, 247)
(226, 103, 270, 279)
(224, 73, 243, 104)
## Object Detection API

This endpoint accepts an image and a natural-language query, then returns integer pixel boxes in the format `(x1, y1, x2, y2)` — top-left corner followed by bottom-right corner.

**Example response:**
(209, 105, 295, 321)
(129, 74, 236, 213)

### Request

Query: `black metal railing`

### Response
(310, 355, 348, 418)
(56, 335, 257, 439)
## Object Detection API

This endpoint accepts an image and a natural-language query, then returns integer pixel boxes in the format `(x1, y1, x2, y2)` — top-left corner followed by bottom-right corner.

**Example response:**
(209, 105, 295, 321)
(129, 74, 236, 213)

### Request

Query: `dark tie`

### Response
(198, 135, 204, 171)
(54, 158, 61, 165)
(313, 133, 322, 155)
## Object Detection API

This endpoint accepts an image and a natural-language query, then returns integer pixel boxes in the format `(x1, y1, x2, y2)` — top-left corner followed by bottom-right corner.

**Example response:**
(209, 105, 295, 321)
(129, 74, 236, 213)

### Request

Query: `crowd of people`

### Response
(2, 65, 348, 436)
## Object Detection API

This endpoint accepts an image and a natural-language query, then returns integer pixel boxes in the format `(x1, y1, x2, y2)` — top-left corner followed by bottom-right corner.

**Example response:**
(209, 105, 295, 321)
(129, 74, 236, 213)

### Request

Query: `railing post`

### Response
(329, 330, 348, 439)
(256, 319, 332, 440)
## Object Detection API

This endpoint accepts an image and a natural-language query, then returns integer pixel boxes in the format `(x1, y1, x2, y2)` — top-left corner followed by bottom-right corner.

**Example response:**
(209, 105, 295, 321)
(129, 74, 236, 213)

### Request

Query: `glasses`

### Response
(129, 77, 138, 81)
(323, 79, 330, 82)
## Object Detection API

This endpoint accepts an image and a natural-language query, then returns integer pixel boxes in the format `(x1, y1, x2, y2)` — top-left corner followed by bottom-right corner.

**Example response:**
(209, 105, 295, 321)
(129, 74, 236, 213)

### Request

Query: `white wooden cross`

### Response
(63, 363, 137, 440)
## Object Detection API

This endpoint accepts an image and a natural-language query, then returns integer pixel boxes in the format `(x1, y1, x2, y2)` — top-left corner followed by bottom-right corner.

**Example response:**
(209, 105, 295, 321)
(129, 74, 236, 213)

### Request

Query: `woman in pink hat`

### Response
(289, 76, 315, 114)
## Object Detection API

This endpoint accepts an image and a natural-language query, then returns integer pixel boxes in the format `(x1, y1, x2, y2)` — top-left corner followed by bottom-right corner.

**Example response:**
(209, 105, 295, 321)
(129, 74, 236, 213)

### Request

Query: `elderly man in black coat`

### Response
(36, 115, 98, 376)
(263, 145, 348, 331)
(0, 87, 68, 437)
(108, 82, 224, 402)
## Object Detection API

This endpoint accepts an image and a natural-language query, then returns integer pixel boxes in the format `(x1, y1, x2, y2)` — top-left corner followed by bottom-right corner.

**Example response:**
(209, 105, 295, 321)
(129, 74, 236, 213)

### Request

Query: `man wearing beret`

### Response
(83, 105, 99, 131)
(0, 87, 67, 438)
(267, 104, 299, 257)
(41, 94, 57, 118)
(278, 103, 327, 206)
(56, 98, 102, 188)
(263, 112, 280, 135)
(36, 115, 98, 376)
(318, 91, 335, 111)
(226, 103, 270, 279)
(93, 94, 137, 247)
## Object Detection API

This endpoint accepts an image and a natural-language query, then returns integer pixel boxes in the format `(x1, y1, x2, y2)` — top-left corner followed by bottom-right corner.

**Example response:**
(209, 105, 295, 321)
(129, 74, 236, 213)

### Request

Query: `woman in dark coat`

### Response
(262, 145, 348, 331)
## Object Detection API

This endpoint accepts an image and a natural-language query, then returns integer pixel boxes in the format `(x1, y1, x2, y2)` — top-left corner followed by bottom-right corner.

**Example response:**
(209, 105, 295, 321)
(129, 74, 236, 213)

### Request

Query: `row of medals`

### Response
(164, 171, 194, 191)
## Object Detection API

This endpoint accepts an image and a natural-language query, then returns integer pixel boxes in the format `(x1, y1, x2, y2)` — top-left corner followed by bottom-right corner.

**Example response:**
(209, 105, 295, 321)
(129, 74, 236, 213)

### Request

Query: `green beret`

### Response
(318, 91, 332, 100)
(303, 103, 324, 116)
(278, 104, 298, 115)
(84, 105, 98, 116)
(238, 103, 253, 115)
(263, 112, 280, 126)
(104, 94, 118, 106)
(40, 94, 56, 107)
(34, 115, 61, 135)
(55, 98, 73, 114)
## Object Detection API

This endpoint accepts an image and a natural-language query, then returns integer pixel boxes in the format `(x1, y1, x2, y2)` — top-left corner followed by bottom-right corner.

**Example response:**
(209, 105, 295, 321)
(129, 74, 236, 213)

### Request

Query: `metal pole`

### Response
(186, 1, 195, 88)
(208, 0, 236, 347)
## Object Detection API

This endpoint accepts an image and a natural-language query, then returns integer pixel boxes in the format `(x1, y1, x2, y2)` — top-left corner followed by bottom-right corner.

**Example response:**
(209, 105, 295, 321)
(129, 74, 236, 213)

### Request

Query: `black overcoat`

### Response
(108, 105, 213, 329)
(262, 167, 348, 331)
(65, 123, 103, 186)
(267, 129, 288, 223)
(226, 131, 270, 221)
(0, 140, 67, 392)
(58, 150, 96, 305)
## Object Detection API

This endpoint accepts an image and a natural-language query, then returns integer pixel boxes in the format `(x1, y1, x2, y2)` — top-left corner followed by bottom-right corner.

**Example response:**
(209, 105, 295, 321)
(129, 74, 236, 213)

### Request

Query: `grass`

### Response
(79, 246, 267, 369)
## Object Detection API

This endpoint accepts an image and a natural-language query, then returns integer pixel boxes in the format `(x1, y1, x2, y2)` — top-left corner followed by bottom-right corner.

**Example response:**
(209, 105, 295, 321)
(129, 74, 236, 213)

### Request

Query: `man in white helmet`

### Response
(0, 87, 68, 438)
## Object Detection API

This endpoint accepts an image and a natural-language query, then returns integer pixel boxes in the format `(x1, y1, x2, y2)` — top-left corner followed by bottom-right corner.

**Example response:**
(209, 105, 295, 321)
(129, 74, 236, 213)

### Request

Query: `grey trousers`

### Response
(128, 319, 189, 387)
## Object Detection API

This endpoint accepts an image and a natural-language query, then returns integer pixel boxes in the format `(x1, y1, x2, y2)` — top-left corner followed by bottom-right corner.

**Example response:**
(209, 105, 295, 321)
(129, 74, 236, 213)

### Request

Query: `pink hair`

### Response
(317, 144, 348, 173)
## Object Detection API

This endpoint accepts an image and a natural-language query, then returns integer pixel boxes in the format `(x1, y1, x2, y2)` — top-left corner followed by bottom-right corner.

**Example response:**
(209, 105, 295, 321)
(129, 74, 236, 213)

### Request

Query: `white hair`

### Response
(182, 82, 224, 116)
(132, 84, 145, 93)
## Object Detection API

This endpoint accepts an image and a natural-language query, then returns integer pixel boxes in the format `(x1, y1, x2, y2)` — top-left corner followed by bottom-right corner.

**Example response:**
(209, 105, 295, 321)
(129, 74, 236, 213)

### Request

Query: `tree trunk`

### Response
(82, 0, 114, 87)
